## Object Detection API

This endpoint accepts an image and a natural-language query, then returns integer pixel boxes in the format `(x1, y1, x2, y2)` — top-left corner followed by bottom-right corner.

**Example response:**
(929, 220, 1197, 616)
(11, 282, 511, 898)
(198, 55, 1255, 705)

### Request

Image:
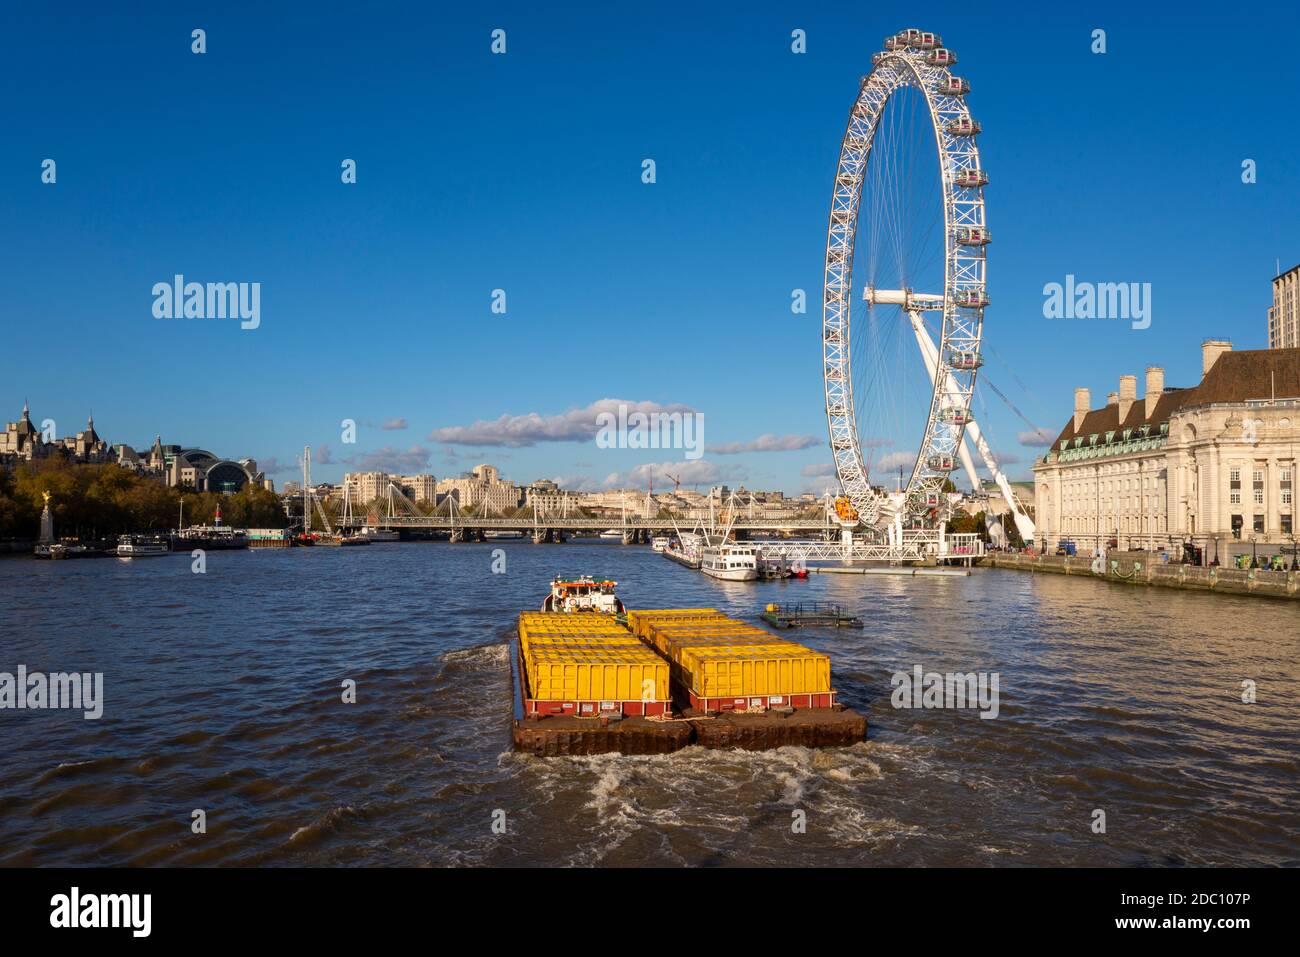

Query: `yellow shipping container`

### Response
(654, 635, 789, 662)
(526, 652, 669, 702)
(518, 622, 632, 641)
(522, 636, 644, 656)
(521, 625, 631, 637)
(668, 640, 807, 666)
(647, 627, 779, 656)
(679, 649, 831, 697)
(626, 609, 725, 639)
(645, 622, 755, 638)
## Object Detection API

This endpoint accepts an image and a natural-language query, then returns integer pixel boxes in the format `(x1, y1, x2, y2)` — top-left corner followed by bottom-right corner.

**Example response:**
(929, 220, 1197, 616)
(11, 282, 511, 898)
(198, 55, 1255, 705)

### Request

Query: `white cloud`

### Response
(800, 462, 837, 478)
(1018, 427, 1056, 447)
(350, 444, 432, 473)
(380, 417, 408, 431)
(314, 444, 334, 465)
(429, 398, 695, 448)
(873, 451, 915, 474)
(707, 434, 819, 455)
(256, 456, 296, 475)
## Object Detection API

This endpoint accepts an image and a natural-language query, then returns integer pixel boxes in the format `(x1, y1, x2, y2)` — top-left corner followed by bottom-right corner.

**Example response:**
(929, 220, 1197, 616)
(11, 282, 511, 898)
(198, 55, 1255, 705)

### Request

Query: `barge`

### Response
(511, 588, 866, 756)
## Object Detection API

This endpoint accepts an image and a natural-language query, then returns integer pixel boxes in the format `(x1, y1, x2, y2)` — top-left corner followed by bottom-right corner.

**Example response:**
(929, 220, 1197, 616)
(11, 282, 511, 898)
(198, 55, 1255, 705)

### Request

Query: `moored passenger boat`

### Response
(116, 534, 171, 558)
(700, 543, 759, 581)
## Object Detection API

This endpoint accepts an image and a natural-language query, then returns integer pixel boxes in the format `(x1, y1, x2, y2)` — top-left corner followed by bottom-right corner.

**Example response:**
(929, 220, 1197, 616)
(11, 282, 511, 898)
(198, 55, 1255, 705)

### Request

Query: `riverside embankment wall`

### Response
(985, 552, 1299, 600)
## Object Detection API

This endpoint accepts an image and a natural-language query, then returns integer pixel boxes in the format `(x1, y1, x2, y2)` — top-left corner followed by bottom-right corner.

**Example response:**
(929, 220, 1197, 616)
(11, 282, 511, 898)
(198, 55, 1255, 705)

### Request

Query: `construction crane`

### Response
(665, 472, 682, 493)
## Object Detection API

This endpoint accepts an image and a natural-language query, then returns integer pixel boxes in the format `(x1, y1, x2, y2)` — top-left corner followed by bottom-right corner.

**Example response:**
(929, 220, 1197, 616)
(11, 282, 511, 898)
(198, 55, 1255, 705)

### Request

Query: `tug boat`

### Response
(650, 536, 670, 553)
(540, 576, 626, 614)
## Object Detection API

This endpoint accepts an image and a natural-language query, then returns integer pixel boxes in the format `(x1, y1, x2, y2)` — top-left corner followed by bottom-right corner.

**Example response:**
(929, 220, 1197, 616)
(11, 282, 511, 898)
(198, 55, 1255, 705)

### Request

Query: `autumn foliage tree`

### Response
(0, 459, 286, 539)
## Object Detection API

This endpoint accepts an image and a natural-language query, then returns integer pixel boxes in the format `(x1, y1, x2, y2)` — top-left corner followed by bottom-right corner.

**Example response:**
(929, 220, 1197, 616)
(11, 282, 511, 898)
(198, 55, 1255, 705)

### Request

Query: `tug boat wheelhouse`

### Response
(540, 576, 626, 614)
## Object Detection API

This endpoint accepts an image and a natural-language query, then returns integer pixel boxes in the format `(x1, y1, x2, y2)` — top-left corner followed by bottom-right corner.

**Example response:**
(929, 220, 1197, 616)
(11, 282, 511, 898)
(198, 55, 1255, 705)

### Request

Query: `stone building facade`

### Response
(1, 403, 112, 467)
(1033, 340, 1300, 564)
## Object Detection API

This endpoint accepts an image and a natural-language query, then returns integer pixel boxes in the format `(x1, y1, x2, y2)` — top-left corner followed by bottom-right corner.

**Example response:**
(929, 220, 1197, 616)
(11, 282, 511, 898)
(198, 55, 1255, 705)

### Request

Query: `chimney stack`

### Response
(1106, 392, 1118, 406)
(1073, 388, 1090, 431)
(1144, 366, 1164, 417)
(1117, 375, 1137, 421)
(1201, 339, 1232, 378)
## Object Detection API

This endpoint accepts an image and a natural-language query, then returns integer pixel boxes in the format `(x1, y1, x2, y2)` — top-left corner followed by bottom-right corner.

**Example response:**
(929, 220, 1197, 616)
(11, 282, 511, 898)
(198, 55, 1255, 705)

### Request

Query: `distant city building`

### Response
(395, 473, 437, 503)
(437, 464, 519, 514)
(1034, 340, 1300, 563)
(524, 480, 577, 515)
(345, 470, 390, 503)
(1, 403, 111, 467)
(1269, 262, 1299, 349)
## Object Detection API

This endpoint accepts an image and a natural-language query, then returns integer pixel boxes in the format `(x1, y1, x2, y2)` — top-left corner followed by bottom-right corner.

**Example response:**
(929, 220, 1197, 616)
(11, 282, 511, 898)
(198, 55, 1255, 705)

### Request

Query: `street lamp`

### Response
(1250, 534, 1259, 569)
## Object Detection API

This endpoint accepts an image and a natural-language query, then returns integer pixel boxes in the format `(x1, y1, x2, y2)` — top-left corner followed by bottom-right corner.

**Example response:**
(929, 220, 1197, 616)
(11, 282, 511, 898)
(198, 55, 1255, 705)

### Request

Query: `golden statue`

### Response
(42, 490, 51, 506)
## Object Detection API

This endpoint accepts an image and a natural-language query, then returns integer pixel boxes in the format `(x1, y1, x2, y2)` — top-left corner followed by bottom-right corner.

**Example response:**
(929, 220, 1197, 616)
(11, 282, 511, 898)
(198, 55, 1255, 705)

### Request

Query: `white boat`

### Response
(650, 536, 670, 553)
(540, 576, 625, 614)
(700, 543, 760, 581)
(663, 532, 703, 569)
(485, 531, 524, 540)
(116, 535, 171, 558)
(599, 529, 623, 540)
(361, 527, 400, 542)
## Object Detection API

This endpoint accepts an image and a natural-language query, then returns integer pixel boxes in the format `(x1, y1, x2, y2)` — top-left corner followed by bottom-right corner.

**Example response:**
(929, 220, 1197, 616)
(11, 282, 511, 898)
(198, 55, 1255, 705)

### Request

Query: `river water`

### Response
(1, 542, 1296, 867)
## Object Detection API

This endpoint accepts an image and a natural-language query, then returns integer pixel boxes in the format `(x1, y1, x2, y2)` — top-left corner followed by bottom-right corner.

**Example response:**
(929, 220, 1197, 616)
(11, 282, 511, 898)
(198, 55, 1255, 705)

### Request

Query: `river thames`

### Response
(1, 542, 1296, 867)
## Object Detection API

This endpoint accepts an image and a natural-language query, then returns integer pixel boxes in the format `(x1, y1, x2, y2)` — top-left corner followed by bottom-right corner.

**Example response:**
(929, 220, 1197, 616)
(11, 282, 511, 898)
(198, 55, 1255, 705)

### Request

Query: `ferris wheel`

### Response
(821, 27, 993, 531)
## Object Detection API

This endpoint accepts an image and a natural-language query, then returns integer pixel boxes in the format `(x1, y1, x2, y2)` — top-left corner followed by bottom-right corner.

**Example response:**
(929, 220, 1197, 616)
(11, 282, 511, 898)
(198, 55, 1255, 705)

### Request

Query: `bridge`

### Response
(330, 514, 836, 544)
(307, 481, 983, 560)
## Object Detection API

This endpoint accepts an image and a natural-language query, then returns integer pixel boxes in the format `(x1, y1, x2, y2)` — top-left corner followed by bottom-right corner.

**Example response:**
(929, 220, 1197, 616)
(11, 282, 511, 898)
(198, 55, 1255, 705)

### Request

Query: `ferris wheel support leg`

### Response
(909, 310, 1036, 543)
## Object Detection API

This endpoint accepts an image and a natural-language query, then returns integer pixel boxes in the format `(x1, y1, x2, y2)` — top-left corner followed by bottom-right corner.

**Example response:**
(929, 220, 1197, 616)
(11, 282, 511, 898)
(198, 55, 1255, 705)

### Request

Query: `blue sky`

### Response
(2, 1, 1297, 493)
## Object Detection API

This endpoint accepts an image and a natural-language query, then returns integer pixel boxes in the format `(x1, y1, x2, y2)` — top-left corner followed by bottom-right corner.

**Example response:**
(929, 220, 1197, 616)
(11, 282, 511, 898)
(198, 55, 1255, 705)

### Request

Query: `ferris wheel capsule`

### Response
(955, 226, 991, 246)
(938, 407, 973, 425)
(953, 168, 988, 188)
(884, 35, 905, 50)
(945, 117, 981, 136)
(953, 288, 990, 309)
(937, 75, 970, 96)
(915, 32, 942, 50)
(898, 28, 924, 46)
(926, 454, 957, 472)
(949, 351, 985, 371)
(926, 48, 957, 66)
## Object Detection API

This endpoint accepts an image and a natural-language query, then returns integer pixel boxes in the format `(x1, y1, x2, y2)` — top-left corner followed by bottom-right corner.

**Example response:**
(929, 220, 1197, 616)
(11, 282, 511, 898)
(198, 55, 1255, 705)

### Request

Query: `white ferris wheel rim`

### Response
(821, 34, 987, 529)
